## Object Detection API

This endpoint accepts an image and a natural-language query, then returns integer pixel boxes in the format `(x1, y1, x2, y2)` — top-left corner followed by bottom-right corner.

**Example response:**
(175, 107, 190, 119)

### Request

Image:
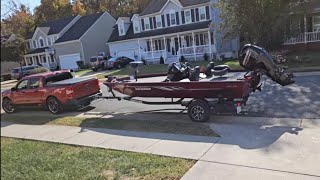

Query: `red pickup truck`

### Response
(2, 71, 101, 114)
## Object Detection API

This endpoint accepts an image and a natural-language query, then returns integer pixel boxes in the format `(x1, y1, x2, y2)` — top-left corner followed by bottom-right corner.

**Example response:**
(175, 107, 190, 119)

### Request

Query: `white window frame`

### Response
(47, 37, 52, 46)
(199, 7, 206, 21)
(33, 40, 37, 48)
(170, 11, 177, 26)
(133, 21, 140, 33)
(144, 18, 150, 30)
(156, 15, 162, 28)
(119, 23, 125, 35)
(185, 9, 192, 24)
(26, 41, 31, 49)
(313, 16, 320, 32)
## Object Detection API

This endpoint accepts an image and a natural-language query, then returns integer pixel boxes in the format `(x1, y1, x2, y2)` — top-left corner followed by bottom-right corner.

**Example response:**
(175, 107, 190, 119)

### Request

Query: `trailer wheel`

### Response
(188, 100, 210, 122)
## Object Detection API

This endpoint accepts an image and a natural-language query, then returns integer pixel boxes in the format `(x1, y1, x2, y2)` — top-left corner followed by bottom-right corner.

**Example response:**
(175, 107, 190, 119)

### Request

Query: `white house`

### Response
(107, 0, 240, 64)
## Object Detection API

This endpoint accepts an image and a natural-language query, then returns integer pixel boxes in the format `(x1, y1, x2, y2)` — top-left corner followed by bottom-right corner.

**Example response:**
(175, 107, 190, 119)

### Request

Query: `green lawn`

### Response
(1, 114, 218, 137)
(285, 51, 320, 68)
(1, 137, 194, 180)
(97, 60, 242, 79)
(74, 69, 92, 77)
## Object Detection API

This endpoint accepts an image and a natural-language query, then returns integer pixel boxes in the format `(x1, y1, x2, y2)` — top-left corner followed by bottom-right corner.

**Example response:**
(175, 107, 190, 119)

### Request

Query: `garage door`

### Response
(59, 54, 80, 70)
(117, 49, 137, 59)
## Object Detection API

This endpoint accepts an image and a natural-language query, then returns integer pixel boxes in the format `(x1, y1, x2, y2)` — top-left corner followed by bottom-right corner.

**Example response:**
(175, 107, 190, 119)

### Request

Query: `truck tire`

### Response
(2, 98, 16, 114)
(188, 99, 210, 122)
(46, 97, 64, 114)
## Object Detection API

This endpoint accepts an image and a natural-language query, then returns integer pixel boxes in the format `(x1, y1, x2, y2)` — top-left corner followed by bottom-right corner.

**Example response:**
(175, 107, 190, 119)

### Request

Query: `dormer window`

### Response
(119, 23, 125, 35)
(170, 11, 176, 26)
(47, 38, 52, 46)
(133, 21, 140, 33)
(39, 37, 45, 47)
(144, 18, 150, 30)
(156, 15, 162, 28)
(199, 7, 206, 21)
(33, 40, 37, 48)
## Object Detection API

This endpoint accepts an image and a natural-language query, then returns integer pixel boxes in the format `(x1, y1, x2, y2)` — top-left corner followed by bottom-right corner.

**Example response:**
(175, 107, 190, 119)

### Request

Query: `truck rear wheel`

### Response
(188, 99, 210, 122)
(47, 97, 64, 114)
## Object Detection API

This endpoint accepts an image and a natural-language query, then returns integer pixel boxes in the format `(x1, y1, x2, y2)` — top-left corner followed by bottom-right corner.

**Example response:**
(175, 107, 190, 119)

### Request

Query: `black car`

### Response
(106, 57, 135, 69)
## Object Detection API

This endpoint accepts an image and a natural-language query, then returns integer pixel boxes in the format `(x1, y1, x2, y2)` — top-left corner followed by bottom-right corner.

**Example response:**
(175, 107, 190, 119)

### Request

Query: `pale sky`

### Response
(1, 0, 41, 18)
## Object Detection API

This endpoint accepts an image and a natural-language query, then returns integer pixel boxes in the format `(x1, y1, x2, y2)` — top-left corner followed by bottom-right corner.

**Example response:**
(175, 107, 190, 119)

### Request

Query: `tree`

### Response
(1, 3, 34, 38)
(215, 0, 292, 49)
(1, 35, 26, 63)
(34, 0, 72, 25)
(72, 0, 87, 15)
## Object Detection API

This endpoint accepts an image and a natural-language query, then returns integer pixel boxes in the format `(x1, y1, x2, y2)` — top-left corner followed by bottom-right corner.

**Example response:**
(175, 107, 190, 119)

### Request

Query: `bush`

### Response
(1, 74, 12, 81)
(180, 56, 186, 62)
(141, 58, 146, 65)
(76, 61, 87, 69)
(159, 56, 164, 64)
(30, 67, 49, 74)
(203, 53, 209, 61)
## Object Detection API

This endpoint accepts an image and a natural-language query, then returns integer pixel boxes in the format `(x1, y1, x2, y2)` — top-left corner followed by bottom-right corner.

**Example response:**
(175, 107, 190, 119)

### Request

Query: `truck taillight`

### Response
(66, 87, 74, 97)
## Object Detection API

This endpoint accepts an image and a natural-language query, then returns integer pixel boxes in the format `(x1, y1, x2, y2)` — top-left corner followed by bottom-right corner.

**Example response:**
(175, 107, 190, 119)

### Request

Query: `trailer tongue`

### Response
(100, 44, 294, 122)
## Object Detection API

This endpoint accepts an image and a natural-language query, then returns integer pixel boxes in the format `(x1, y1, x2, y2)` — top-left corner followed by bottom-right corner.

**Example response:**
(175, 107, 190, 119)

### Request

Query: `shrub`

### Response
(141, 58, 146, 65)
(30, 67, 49, 74)
(203, 53, 209, 61)
(159, 56, 164, 64)
(180, 56, 186, 62)
(76, 61, 86, 69)
(1, 74, 12, 81)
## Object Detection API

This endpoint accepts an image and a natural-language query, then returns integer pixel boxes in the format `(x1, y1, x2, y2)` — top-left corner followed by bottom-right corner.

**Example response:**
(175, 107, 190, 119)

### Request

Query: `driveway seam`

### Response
(198, 160, 320, 178)
(197, 136, 221, 161)
(142, 134, 171, 152)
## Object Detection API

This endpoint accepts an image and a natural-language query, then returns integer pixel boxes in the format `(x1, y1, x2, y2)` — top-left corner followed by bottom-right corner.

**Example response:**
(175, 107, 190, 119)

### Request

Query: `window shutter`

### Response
(162, 15, 166, 27)
(191, 9, 195, 22)
(141, 19, 145, 31)
(153, 17, 156, 28)
(195, 8, 200, 21)
(167, 14, 171, 26)
(176, 12, 180, 25)
(147, 41, 150, 51)
(206, 6, 210, 20)
(150, 17, 153, 29)
(181, 11, 185, 24)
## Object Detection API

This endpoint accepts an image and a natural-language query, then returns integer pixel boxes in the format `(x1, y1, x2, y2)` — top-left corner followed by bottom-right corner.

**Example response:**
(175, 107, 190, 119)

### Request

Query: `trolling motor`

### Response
(239, 44, 295, 86)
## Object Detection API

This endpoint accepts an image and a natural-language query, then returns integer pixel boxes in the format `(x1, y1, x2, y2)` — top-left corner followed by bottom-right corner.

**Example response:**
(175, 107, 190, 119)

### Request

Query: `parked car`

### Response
(106, 57, 135, 69)
(11, 65, 48, 80)
(89, 56, 109, 71)
(2, 71, 101, 114)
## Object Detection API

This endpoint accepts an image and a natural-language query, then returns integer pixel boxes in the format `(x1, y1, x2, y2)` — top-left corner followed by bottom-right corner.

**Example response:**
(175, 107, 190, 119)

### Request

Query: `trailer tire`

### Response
(188, 100, 210, 122)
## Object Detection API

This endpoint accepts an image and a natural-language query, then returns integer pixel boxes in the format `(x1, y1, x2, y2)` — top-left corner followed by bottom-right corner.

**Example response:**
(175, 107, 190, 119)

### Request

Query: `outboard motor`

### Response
(239, 44, 295, 86)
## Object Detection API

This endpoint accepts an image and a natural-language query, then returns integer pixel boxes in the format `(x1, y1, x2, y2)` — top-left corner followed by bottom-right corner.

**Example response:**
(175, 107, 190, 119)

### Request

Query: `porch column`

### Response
(38, 55, 41, 65)
(31, 56, 35, 65)
(304, 14, 307, 44)
(163, 37, 167, 62)
(151, 38, 154, 61)
(138, 39, 141, 61)
(177, 34, 180, 57)
(24, 57, 28, 66)
(192, 32, 196, 61)
(208, 30, 212, 60)
(46, 54, 50, 68)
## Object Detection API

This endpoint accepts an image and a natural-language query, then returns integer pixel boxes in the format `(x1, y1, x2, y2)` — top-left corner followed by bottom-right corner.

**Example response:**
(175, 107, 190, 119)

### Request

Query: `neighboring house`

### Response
(24, 12, 115, 70)
(1, 34, 16, 44)
(107, 0, 240, 64)
(283, 0, 320, 50)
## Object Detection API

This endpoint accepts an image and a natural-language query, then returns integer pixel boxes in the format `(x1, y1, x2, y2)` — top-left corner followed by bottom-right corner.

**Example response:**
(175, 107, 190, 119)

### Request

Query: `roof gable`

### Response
(54, 12, 104, 43)
(140, 0, 210, 16)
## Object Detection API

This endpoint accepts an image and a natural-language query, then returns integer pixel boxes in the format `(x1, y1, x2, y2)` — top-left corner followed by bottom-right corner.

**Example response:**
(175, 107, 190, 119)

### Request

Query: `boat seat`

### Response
(205, 62, 215, 77)
(189, 66, 200, 81)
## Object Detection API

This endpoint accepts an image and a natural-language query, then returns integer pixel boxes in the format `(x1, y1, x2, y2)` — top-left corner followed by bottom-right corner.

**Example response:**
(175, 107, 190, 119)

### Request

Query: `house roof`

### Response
(26, 47, 49, 55)
(26, 16, 77, 39)
(55, 12, 104, 43)
(108, 20, 211, 43)
(289, 0, 320, 13)
(140, 0, 210, 16)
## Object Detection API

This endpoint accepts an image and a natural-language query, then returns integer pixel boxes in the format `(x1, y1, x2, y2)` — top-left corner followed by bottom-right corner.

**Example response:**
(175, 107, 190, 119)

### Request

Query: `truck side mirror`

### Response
(11, 87, 16, 91)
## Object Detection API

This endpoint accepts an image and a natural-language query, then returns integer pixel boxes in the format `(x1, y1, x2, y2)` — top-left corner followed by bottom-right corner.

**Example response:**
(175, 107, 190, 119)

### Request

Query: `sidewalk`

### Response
(1, 116, 319, 179)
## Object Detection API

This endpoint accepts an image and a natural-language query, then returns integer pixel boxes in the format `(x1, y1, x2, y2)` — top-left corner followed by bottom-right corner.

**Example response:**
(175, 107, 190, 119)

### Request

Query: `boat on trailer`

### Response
(100, 45, 295, 122)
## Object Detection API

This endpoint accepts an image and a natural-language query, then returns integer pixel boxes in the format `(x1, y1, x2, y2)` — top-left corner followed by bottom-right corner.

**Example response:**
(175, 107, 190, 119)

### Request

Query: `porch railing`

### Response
(141, 50, 166, 60)
(284, 31, 320, 44)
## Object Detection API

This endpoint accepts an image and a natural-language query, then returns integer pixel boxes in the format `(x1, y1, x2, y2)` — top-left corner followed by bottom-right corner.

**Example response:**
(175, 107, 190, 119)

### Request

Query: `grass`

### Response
(96, 60, 242, 79)
(74, 69, 92, 77)
(284, 51, 320, 69)
(1, 114, 218, 137)
(1, 137, 195, 180)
